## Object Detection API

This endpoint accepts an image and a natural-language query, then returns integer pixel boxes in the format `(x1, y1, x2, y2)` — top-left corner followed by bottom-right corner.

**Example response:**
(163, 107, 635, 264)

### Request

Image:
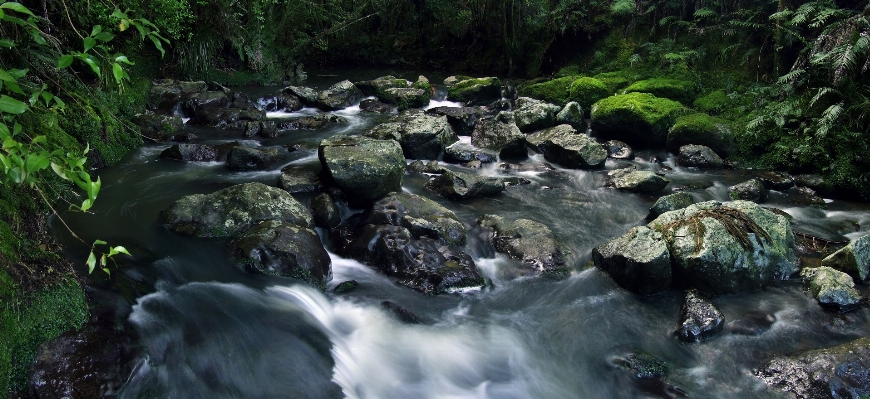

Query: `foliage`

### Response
(693, 90, 730, 115)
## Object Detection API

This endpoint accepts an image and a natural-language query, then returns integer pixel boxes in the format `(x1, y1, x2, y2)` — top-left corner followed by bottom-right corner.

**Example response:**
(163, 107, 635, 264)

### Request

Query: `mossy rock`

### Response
(592, 71, 634, 93)
(567, 77, 610, 111)
(554, 65, 581, 78)
(446, 77, 502, 105)
(667, 113, 735, 156)
(623, 78, 696, 105)
(693, 90, 730, 115)
(517, 76, 577, 106)
(590, 92, 686, 148)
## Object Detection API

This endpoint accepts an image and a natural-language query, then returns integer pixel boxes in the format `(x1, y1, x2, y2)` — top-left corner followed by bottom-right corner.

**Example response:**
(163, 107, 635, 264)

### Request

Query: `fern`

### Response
(611, 0, 635, 16)
(809, 87, 839, 108)
(777, 69, 805, 85)
(815, 102, 844, 137)
(694, 8, 717, 20)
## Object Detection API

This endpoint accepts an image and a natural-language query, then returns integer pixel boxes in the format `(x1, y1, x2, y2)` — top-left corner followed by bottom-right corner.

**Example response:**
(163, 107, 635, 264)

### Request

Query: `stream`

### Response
(52, 71, 870, 399)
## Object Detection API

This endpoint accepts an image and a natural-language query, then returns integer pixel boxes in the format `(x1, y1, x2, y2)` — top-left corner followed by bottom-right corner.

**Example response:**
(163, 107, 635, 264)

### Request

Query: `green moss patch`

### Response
(623, 78, 697, 105)
(593, 71, 635, 93)
(591, 92, 686, 147)
(667, 113, 735, 156)
(518, 76, 577, 106)
(554, 65, 581, 78)
(567, 77, 610, 111)
(693, 90, 730, 115)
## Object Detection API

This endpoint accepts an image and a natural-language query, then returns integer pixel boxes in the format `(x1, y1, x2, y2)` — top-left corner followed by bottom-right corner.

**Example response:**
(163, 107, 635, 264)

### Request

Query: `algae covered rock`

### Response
(800, 266, 862, 311)
(677, 144, 724, 169)
(160, 144, 218, 162)
(567, 77, 610, 110)
(315, 80, 363, 110)
(518, 76, 575, 106)
(311, 193, 340, 228)
(366, 111, 458, 160)
(526, 124, 607, 169)
(446, 77, 502, 105)
(729, 179, 768, 203)
(161, 182, 313, 237)
(355, 75, 411, 97)
(478, 214, 567, 274)
(133, 112, 184, 141)
(425, 170, 505, 200)
(648, 200, 796, 295)
(513, 97, 560, 133)
(470, 116, 527, 159)
(667, 113, 735, 156)
(648, 192, 694, 220)
(606, 167, 669, 193)
(318, 135, 405, 207)
(590, 92, 685, 148)
(425, 106, 484, 136)
(623, 78, 696, 104)
(555, 101, 584, 130)
(676, 289, 724, 342)
(359, 192, 467, 246)
(821, 234, 870, 283)
(592, 226, 672, 295)
(230, 220, 331, 287)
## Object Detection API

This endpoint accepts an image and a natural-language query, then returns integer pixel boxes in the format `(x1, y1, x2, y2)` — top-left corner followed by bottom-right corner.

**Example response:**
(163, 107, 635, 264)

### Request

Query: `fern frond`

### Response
(612, 0, 635, 16)
(809, 87, 838, 108)
(777, 69, 805, 84)
(659, 16, 678, 27)
(769, 9, 793, 21)
(694, 8, 717, 20)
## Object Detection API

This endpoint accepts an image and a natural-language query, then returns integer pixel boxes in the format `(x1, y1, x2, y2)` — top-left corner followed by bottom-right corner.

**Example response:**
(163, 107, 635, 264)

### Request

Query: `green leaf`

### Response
(0, 69, 14, 82)
(58, 54, 74, 68)
(0, 8, 3, 19)
(93, 239, 107, 246)
(50, 162, 69, 180)
(113, 246, 130, 255)
(0, 38, 13, 48)
(79, 55, 100, 77)
(31, 135, 45, 144)
(0, 2, 34, 16)
(90, 25, 102, 36)
(0, 95, 28, 114)
(148, 35, 165, 57)
(100, 254, 106, 267)
(7, 68, 26, 78)
(29, 28, 46, 46)
(2, 15, 27, 26)
(83, 37, 96, 53)
(41, 91, 54, 106)
(3, 80, 22, 94)
(24, 153, 49, 174)
(114, 55, 134, 65)
(12, 122, 20, 135)
(102, 267, 110, 275)
(94, 32, 115, 42)
(110, 9, 128, 20)
(80, 198, 93, 212)
(112, 63, 124, 84)
(118, 19, 129, 31)
(0, 123, 9, 138)
(86, 251, 96, 273)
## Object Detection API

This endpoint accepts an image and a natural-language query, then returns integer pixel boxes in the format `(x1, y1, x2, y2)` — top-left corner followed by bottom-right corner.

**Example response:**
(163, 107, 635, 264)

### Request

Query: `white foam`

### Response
(424, 100, 463, 110)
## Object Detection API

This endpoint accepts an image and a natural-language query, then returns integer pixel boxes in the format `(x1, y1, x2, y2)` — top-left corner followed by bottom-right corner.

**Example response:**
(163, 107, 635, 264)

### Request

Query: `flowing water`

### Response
(53, 72, 870, 398)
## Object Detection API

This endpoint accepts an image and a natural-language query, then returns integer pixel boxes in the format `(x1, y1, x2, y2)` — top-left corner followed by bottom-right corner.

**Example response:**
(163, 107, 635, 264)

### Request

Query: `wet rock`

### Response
(316, 80, 363, 110)
(756, 336, 870, 399)
(425, 106, 484, 136)
(592, 226, 672, 295)
(284, 85, 319, 106)
(752, 171, 794, 191)
(333, 280, 359, 294)
(159, 143, 219, 162)
(603, 140, 634, 160)
(526, 124, 607, 169)
(729, 179, 768, 203)
(133, 112, 184, 141)
(590, 92, 685, 148)
(443, 142, 498, 164)
(606, 167, 670, 193)
(359, 98, 397, 114)
(170, 133, 198, 142)
(406, 160, 445, 174)
(360, 192, 466, 246)
(148, 79, 207, 112)
(276, 113, 348, 130)
(258, 93, 303, 112)
(228, 92, 259, 110)
(675, 289, 724, 342)
(648, 192, 694, 220)
(499, 162, 556, 173)
(161, 182, 313, 237)
(259, 121, 279, 138)
(188, 108, 265, 129)
(182, 90, 228, 116)
(789, 186, 828, 209)
(366, 110, 458, 160)
(555, 101, 584, 131)
(355, 76, 410, 97)
(230, 220, 331, 287)
(793, 174, 837, 198)
(478, 214, 567, 274)
(278, 165, 322, 193)
(800, 266, 862, 311)
(425, 170, 505, 200)
(311, 193, 340, 228)
(513, 97, 560, 133)
(666, 113, 735, 157)
(226, 146, 281, 171)
(243, 121, 261, 138)
(381, 87, 431, 110)
(647, 200, 796, 295)
(821, 234, 870, 283)
(318, 135, 405, 207)
(381, 301, 422, 324)
(446, 77, 502, 105)
(614, 352, 669, 379)
(470, 116, 527, 159)
(677, 144, 724, 169)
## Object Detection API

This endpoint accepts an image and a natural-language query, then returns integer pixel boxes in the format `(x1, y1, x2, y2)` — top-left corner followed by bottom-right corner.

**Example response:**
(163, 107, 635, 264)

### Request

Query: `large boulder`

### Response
(623, 78, 697, 105)
(382, 87, 431, 110)
(355, 75, 411, 97)
(258, 93, 303, 112)
(566, 77, 610, 110)
(513, 97, 560, 133)
(230, 220, 331, 287)
(226, 146, 281, 171)
(318, 135, 405, 207)
(757, 336, 870, 399)
(148, 79, 206, 112)
(526, 124, 607, 169)
(592, 226, 672, 295)
(359, 98, 397, 114)
(161, 182, 313, 237)
(517, 76, 575, 106)
(284, 85, 319, 106)
(606, 167, 669, 193)
(678, 144, 724, 169)
(470, 116, 527, 160)
(667, 113, 735, 156)
(446, 77, 502, 105)
(478, 215, 567, 274)
(356, 192, 466, 246)
(159, 144, 218, 162)
(425, 170, 505, 200)
(647, 200, 797, 295)
(675, 289, 724, 342)
(425, 106, 484, 136)
(316, 80, 363, 110)
(590, 92, 685, 148)
(821, 234, 870, 283)
(182, 90, 228, 116)
(365, 111, 458, 160)
(555, 101, 584, 131)
(133, 112, 184, 141)
(729, 179, 768, 203)
(648, 192, 695, 220)
(443, 142, 497, 164)
(800, 267, 863, 311)
(276, 113, 348, 130)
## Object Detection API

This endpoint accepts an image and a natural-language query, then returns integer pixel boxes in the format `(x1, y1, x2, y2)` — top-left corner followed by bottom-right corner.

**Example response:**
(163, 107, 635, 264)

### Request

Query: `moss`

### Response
(567, 77, 610, 111)
(446, 77, 502, 104)
(590, 92, 687, 147)
(623, 78, 696, 105)
(554, 65, 581, 78)
(517, 76, 577, 106)
(593, 71, 634, 93)
(693, 90, 730, 115)
(667, 113, 735, 155)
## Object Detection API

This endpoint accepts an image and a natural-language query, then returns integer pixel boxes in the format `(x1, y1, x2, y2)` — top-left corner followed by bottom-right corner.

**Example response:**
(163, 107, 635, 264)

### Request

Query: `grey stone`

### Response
(555, 101, 584, 131)
(478, 215, 566, 274)
(606, 167, 669, 193)
(470, 117, 527, 160)
(677, 144, 724, 169)
(425, 170, 505, 200)
(729, 179, 768, 203)
(592, 226, 672, 295)
(226, 146, 281, 171)
(159, 144, 218, 162)
(366, 111, 458, 160)
(230, 220, 331, 287)
(318, 135, 405, 207)
(800, 266, 862, 311)
(676, 289, 724, 342)
(648, 192, 694, 220)
(821, 234, 870, 283)
(526, 124, 607, 169)
(513, 97, 561, 133)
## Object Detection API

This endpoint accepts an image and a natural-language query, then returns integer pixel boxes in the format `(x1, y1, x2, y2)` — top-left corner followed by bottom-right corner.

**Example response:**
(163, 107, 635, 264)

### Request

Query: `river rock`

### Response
(821, 234, 870, 283)
(284, 85, 319, 106)
(182, 90, 228, 116)
(752, 171, 794, 191)
(355, 76, 410, 97)
(446, 77, 502, 105)
(426, 106, 484, 136)
(666, 113, 735, 157)
(590, 92, 685, 148)
(381, 87, 431, 110)
(188, 108, 265, 129)
(676, 289, 724, 342)
(729, 179, 768, 203)
(160, 144, 218, 162)
(513, 97, 560, 133)
(443, 142, 498, 164)
(793, 174, 837, 198)
(603, 140, 634, 160)
(316, 80, 363, 110)
(647, 200, 796, 295)
(478, 214, 567, 274)
(243, 121, 261, 138)
(790, 186, 828, 209)
(381, 301, 422, 324)
(800, 266, 863, 311)
(277, 113, 348, 130)
(365, 111, 458, 159)
(318, 135, 405, 207)
(648, 192, 694, 220)
(133, 112, 184, 141)
(161, 182, 313, 237)
(230, 220, 331, 287)
(258, 93, 303, 112)
(278, 165, 322, 193)
(425, 170, 505, 200)
(470, 117, 527, 159)
(592, 226, 672, 295)
(359, 192, 466, 246)
(756, 336, 870, 399)
(359, 98, 397, 114)
(526, 124, 607, 169)
(311, 193, 340, 228)
(406, 160, 446, 174)
(148, 79, 207, 112)
(677, 144, 724, 169)
(226, 146, 281, 171)
(606, 167, 669, 193)
(556, 101, 584, 131)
